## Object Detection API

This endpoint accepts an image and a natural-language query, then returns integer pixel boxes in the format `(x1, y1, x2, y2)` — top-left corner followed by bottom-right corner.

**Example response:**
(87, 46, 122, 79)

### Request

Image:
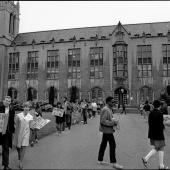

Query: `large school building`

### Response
(1, 1, 170, 106)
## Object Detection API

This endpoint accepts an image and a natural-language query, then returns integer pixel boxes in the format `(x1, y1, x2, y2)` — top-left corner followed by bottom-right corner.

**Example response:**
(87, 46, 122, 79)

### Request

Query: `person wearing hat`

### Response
(97, 96, 123, 170)
(0, 96, 15, 170)
(13, 101, 33, 169)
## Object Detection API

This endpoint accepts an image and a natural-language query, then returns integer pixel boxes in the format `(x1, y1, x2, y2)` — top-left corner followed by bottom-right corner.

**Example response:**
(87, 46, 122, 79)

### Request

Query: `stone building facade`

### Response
(1, 1, 170, 106)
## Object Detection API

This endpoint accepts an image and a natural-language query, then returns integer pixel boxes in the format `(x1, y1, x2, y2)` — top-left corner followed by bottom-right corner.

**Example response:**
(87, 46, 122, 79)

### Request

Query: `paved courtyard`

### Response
(0, 113, 170, 169)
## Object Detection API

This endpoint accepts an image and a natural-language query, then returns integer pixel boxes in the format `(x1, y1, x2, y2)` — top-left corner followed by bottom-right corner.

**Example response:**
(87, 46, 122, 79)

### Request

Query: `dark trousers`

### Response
(92, 111, 96, 117)
(65, 114, 71, 129)
(98, 133, 116, 163)
(82, 109, 87, 124)
(1, 134, 10, 167)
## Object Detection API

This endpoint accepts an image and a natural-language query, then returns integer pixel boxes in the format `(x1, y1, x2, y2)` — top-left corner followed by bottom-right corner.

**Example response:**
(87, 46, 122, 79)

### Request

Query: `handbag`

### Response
(164, 119, 170, 127)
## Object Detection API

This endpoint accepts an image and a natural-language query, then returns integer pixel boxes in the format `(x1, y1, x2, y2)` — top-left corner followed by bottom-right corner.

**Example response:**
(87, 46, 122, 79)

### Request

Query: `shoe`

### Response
(35, 139, 39, 143)
(30, 142, 34, 147)
(142, 157, 147, 168)
(112, 163, 124, 170)
(19, 162, 23, 169)
(3, 166, 12, 170)
(159, 166, 169, 169)
(97, 161, 109, 165)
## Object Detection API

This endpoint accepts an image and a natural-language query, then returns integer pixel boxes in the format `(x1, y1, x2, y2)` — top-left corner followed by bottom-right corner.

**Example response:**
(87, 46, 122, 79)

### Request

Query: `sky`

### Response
(16, 1, 170, 33)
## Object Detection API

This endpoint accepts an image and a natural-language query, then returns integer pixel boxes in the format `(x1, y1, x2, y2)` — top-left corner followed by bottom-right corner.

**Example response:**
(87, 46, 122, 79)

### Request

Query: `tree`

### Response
(27, 87, 33, 101)
(49, 86, 54, 106)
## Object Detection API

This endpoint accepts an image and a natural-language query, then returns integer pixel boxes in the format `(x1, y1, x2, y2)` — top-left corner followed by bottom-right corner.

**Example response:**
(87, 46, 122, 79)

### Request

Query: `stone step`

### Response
(113, 108, 139, 114)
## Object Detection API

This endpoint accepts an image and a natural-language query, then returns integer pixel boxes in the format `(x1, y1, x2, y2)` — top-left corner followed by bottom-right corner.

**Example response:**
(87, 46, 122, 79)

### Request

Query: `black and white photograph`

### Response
(0, 1, 170, 169)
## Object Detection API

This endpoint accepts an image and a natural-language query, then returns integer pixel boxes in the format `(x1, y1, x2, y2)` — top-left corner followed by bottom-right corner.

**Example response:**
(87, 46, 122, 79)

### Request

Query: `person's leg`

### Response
(59, 123, 62, 134)
(35, 129, 38, 143)
(143, 147, 157, 163)
(2, 134, 9, 168)
(17, 147, 21, 161)
(158, 147, 168, 169)
(30, 129, 35, 146)
(108, 134, 116, 164)
(85, 111, 87, 124)
(19, 146, 26, 169)
(98, 134, 108, 162)
(82, 109, 85, 124)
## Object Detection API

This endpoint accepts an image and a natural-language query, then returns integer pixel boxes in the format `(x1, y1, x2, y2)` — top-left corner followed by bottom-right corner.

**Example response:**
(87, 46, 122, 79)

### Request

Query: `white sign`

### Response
(0, 114, 5, 133)
(32, 116, 51, 130)
(52, 108, 64, 117)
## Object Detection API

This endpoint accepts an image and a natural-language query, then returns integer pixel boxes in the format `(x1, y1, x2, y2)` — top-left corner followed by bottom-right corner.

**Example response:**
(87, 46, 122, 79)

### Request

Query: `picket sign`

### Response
(32, 116, 51, 130)
(52, 108, 64, 117)
(0, 113, 9, 133)
(0, 114, 5, 132)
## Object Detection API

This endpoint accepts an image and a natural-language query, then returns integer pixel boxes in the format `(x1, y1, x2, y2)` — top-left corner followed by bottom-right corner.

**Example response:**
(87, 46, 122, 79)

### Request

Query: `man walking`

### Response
(0, 96, 15, 170)
(98, 96, 123, 170)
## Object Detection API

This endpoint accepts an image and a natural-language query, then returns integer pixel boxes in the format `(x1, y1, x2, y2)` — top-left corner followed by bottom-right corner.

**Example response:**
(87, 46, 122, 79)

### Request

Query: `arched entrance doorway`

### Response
(114, 87, 127, 105)
(91, 87, 103, 102)
(27, 87, 37, 101)
(48, 86, 58, 105)
(7, 87, 17, 100)
(69, 86, 79, 103)
(139, 86, 153, 102)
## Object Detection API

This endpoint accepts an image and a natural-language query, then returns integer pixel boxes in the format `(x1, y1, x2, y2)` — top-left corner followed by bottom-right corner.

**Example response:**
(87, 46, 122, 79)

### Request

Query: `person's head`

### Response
(145, 100, 149, 104)
(63, 97, 67, 102)
(153, 100, 161, 109)
(3, 96, 11, 107)
(57, 102, 62, 107)
(23, 101, 31, 113)
(105, 96, 114, 108)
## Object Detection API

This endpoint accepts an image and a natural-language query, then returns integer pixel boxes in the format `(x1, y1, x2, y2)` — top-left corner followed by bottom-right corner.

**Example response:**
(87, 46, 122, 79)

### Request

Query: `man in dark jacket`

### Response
(0, 96, 15, 170)
(97, 96, 123, 170)
(142, 100, 168, 169)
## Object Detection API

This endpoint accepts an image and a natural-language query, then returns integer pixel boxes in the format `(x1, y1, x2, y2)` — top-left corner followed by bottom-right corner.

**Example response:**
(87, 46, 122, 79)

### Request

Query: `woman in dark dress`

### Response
(142, 100, 168, 169)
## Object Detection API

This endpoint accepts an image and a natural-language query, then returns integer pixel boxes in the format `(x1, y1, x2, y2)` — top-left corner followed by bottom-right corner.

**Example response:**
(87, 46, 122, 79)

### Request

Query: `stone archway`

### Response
(114, 87, 128, 105)
(47, 86, 58, 105)
(7, 87, 17, 100)
(139, 86, 153, 102)
(69, 86, 79, 103)
(27, 87, 37, 101)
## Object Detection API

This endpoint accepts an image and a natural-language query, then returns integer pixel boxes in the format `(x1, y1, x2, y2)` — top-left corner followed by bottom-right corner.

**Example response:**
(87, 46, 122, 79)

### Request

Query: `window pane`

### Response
(118, 57, 123, 64)
(163, 70, 167, 76)
(163, 57, 167, 64)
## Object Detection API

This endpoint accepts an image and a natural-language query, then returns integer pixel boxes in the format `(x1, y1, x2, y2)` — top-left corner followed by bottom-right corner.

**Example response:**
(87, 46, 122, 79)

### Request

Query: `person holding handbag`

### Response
(97, 96, 123, 170)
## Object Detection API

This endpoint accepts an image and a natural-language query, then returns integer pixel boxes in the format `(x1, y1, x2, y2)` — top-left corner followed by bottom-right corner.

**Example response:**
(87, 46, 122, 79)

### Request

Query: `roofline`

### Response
(17, 21, 170, 35)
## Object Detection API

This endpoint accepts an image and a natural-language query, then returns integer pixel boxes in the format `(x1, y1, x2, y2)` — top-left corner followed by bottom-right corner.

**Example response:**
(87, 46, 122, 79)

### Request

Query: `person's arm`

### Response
(100, 108, 117, 127)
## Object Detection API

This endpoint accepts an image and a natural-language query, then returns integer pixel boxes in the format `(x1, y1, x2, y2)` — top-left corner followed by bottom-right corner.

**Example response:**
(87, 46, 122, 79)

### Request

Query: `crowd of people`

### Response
(0, 95, 104, 169)
(0, 95, 170, 169)
(53, 97, 104, 135)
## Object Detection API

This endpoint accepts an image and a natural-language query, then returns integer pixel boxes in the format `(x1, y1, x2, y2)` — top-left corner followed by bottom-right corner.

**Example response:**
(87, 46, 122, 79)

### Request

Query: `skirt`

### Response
(150, 139, 165, 150)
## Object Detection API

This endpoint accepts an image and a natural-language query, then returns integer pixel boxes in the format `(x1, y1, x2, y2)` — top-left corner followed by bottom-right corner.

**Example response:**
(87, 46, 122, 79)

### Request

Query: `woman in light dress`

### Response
(13, 101, 33, 169)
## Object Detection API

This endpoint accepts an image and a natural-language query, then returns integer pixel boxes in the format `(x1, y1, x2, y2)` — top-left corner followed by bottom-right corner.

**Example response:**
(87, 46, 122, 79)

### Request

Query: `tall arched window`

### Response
(7, 87, 17, 100)
(139, 86, 153, 102)
(27, 87, 37, 101)
(91, 87, 103, 101)
(113, 44, 128, 78)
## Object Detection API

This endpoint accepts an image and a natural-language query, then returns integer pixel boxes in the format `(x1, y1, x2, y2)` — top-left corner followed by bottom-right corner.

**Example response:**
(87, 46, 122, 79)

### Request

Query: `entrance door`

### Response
(114, 87, 127, 105)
